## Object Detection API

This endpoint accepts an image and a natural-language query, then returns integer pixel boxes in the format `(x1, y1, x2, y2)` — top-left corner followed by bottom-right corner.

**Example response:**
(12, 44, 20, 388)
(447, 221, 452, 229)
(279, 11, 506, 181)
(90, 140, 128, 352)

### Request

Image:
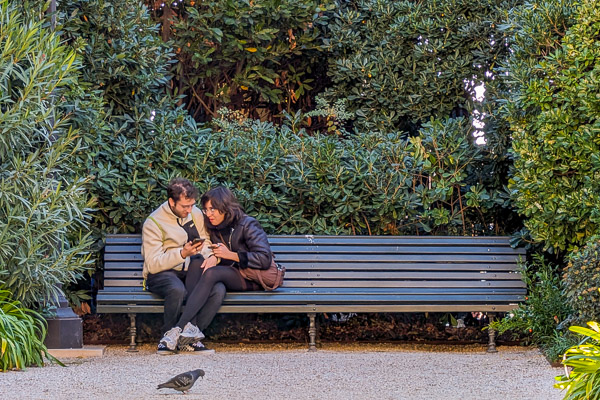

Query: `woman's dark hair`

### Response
(167, 178, 199, 202)
(201, 186, 245, 227)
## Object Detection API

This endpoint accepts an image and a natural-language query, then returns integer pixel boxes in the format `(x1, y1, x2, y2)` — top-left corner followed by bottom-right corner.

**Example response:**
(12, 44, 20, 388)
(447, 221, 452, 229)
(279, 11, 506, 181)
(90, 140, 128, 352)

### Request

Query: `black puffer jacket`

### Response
(210, 215, 272, 270)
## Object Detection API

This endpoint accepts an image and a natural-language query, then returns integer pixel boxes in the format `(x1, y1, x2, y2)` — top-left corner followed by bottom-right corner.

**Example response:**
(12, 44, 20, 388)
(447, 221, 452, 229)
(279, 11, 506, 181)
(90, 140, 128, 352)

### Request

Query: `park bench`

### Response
(97, 234, 526, 352)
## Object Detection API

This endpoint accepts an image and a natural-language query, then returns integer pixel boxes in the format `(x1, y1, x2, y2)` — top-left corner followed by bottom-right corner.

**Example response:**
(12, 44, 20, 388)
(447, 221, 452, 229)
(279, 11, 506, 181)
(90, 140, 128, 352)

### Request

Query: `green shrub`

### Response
(501, 0, 600, 253)
(555, 321, 600, 400)
(563, 236, 600, 324)
(0, 290, 60, 371)
(321, 0, 520, 235)
(324, 0, 520, 133)
(200, 110, 509, 236)
(58, 0, 202, 233)
(488, 254, 572, 350)
(153, 0, 334, 120)
(61, 0, 174, 115)
(0, 0, 94, 308)
(543, 331, 579, 365)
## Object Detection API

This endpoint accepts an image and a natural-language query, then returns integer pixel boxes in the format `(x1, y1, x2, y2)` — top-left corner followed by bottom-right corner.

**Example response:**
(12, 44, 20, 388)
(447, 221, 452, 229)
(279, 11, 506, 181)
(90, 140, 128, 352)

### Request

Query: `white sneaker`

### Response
(178, 322, 205, 346)
(159, 326, 182, 351)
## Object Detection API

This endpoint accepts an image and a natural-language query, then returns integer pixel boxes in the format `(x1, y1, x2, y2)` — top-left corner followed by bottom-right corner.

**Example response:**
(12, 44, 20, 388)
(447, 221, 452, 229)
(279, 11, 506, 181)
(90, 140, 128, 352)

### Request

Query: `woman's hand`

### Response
(201, 254, 218, 270)
(210, 243, 240, 263)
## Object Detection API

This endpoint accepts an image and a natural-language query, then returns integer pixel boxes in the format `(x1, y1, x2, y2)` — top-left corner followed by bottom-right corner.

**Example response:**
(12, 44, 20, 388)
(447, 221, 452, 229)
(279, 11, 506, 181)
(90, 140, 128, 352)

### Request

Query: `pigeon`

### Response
(157, 369, 205, 394)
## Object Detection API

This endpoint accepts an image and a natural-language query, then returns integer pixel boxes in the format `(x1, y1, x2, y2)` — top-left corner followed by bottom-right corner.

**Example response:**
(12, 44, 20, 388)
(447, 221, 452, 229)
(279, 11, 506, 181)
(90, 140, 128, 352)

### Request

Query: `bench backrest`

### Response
(103, 234, 526, 291)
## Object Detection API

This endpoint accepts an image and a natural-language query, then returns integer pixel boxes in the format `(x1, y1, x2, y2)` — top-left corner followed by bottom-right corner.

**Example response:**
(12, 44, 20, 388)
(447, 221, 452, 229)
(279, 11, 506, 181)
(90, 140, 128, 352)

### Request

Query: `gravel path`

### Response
(0, 343, 564, 400)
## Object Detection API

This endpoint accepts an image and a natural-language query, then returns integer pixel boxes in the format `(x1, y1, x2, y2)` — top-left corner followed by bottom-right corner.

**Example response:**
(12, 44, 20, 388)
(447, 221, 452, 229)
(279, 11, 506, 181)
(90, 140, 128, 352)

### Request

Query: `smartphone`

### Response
(192, 238, 205, 246)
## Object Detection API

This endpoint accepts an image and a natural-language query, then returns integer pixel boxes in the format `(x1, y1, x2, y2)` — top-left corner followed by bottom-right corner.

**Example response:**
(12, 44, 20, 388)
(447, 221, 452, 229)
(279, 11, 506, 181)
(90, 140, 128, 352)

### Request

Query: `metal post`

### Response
(127, 313, 138, 352)
(487, 313, 498, 353)
(308, 313, 317, 352)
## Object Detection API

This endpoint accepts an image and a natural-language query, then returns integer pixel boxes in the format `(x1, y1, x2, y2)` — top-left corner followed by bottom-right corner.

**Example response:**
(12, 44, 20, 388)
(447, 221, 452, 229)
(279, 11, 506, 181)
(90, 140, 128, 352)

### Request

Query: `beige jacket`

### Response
(141, 201, 214, 278)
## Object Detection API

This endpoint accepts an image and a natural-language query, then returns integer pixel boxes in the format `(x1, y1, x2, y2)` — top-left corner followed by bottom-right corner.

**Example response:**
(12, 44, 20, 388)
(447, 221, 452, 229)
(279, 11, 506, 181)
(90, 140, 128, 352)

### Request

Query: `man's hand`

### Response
(180, 241, 204, 259)
(201, 254, 219, 270)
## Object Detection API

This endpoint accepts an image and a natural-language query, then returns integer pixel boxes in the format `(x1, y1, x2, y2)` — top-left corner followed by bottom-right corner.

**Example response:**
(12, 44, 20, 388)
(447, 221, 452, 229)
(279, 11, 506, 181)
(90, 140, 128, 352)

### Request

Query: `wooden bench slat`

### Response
(105, 253, 145, 261)
(97, 286, 526, 297)
(105, 234, 524, 246)
(226, 294, 526, 304)
(99, 292, 523, 304)
(103, 279, 525, 289)
(97, 304, 519, 314)
(269, 245, 523, 255)
(98, 285, 528, 294)
(268, 236, 522, 246)
(105, 244, 524, 253)
(104, 262, 145, 269)
(103, 279, 145, 287)
(98, 295, 525, 305)
(103, 261, 522, 272)
(103, 252, 522, 263)
(280, 262, 523, 271)
(273, 254, 523, 263)
(282, 280, 526, 288)
(106, 244, 524, 255)
(103, 269, 522, 280)
(283, 271, 522, 279)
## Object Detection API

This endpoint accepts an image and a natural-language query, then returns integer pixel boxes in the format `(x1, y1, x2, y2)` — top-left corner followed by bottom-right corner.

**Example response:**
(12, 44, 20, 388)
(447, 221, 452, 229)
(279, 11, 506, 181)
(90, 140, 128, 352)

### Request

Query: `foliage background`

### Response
(500, 0, 600, 254)
(563, 236, 600, 324)
(322, 0, 520, 134)
(56, 0, 205, 235)
(199, 109, 512, 236)
(48, 0, 523, 239)
(146, 0, 334, 122)
(0, 0, 93, 308)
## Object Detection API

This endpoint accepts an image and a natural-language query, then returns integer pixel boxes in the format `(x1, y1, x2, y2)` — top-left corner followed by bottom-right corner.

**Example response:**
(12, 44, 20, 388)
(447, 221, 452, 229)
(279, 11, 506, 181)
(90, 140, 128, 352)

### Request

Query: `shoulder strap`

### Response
(148, 216, 166, 243)
(190, 212, 201, 238)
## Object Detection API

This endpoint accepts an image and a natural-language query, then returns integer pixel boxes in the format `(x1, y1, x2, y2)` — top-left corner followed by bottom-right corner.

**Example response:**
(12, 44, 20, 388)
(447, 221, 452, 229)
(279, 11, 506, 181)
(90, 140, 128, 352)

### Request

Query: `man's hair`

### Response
(167, 178, 199, 202)
(201, 186, 244, 227)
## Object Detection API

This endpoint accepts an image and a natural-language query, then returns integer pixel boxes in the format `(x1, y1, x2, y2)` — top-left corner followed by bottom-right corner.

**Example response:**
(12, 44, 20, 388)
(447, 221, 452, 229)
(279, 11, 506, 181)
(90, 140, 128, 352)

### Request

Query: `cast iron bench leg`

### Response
(308, 313, 317, 352)
(487, 313, 498, 353)
(127, 313, 138, 352)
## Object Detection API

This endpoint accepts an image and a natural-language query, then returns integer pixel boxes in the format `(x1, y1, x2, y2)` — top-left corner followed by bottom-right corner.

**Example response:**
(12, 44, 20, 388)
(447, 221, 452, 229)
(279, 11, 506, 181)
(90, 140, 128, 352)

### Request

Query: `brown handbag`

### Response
(239, 256, 285, 291)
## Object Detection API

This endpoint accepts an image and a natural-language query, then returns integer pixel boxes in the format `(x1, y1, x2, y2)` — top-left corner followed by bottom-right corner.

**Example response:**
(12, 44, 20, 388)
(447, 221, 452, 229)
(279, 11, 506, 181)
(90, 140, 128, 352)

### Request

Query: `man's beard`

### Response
(169, 204, 188, 219)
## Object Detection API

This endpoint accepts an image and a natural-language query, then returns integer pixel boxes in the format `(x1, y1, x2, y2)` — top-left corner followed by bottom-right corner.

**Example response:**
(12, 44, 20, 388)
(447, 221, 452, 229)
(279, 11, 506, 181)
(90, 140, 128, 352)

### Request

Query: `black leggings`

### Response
(184, 257, 205, 296)
(177, 263, 260, 329)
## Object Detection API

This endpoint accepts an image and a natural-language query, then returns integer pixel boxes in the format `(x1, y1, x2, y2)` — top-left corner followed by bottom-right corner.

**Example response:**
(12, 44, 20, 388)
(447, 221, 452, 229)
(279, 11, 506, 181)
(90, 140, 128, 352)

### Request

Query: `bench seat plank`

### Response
(98, 290, 523, 303)
(103, 270, 522, 280)
(102, 279, 526, 288)
(107, 244, 522, 255)
(98, 295, 524, 306)
(98, 304, 518, 314)
(103, 253, 523, 263)
(98, 286, 525, 295)
(105, 235, 520, 246)
(104, 261, 524, 272)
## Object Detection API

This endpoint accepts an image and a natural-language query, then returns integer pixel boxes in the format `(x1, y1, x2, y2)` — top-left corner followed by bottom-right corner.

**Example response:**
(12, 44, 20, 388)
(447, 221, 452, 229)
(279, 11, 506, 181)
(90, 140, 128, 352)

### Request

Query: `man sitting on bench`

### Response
(142, 178, 224, 355)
